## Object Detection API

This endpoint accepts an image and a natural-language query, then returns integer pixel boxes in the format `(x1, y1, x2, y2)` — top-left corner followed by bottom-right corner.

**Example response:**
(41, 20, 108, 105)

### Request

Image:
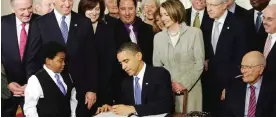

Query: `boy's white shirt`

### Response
(23, 65, 77, 117)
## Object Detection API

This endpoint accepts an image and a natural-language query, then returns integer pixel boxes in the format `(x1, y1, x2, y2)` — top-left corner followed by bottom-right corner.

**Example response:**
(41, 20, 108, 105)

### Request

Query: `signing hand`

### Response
(221, 89, 226, 100)
(111, 104, 136, 116)
(8, 82, 24, 96)
(85, 92, 97, 109)
(96, 104, 112, 114)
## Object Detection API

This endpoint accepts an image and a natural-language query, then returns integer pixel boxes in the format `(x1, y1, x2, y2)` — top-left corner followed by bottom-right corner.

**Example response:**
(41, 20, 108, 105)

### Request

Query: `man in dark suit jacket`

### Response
(96, 42, 173, 116)
(204, 0, 249, 116)
(28, 0, 98, 116)
(224, 51, 276, 117)
(1, 0, 40, 116)
(246, 0, 270, 51)
(226, 0, 248, 17)
(262, 4, 276, 82)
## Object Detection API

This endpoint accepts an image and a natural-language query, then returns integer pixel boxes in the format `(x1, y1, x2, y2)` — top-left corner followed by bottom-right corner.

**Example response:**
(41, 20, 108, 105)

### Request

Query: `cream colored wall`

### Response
(2, 0, 276, 16)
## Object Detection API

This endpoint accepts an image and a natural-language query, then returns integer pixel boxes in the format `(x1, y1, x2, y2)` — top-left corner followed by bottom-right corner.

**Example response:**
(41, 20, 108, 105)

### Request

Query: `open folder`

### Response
(94, 112, 168, 117)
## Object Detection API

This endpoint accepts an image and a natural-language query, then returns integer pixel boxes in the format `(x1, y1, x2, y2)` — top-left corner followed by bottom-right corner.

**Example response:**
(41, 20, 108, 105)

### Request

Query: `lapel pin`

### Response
(146, 83, 148, 85)
(74, 24, 78, 27)
(227, 26, 230, 29)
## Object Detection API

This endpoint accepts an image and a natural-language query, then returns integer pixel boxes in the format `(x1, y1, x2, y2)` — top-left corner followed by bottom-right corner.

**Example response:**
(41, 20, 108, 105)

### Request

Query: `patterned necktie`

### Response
(263, 35, 272, 58)
(193, 12, 200, 28)
(134, 77, 141, 105)
(248, 86, 256, 117)
(60, 16, 68, 43)
(129, 25, 137, 44)
(212, 21, 220, 54)
(19, 23, 27, 60)
(55, 74, 66, 95)
(255, 12, 262, 32)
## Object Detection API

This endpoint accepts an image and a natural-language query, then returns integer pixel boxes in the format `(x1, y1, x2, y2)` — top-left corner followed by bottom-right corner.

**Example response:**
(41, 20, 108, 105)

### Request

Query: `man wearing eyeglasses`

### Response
(203, 0, 249, 116)
(223, 51, 276, 117)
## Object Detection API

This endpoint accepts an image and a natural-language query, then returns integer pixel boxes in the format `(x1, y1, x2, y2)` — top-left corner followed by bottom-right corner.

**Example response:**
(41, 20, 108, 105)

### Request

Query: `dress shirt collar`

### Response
(254, 9, 264, 15)
(215, 10, 228, 24)
(15, 16, 29, 27)
(228, 3, 236, 13)
(54, 9, 71, 27)
(269, 32, 276, 39)
(191, 7, 205, 16)
(134, 62, 146, 81)
(43, 64, 60, 78)
(247, 77, 262, 90)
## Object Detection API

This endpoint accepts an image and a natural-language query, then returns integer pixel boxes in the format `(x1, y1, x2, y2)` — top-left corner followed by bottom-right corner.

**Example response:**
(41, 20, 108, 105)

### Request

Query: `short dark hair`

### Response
(117, 42, 141, 54)
(117, 0, 137, 8)
(42, 41, 66, 62)
(78, 0, 105, 20)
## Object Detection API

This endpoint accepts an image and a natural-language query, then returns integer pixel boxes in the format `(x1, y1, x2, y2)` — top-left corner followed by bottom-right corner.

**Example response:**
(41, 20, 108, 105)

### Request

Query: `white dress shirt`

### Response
(244, 77, 262, 117)
(228, 3, 236, 13)
(16, 16, 30, 47)
(23, 65, 77, 117)
(190, 7, 205, 26)
(254, 10, 264, 25)
(54, 9, 71, 31)
(267, 33, 276, 50)
(211, 10, 228, 46)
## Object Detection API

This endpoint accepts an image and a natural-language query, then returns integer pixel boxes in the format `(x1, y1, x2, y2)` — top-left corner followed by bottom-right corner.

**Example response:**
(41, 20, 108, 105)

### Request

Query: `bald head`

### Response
(241, 51, 266, 85)
(263, 4, 276, 34)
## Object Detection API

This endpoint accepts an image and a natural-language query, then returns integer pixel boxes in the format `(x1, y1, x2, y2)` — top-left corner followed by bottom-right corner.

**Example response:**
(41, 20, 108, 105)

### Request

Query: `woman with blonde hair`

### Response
(153, 0, 204, 113)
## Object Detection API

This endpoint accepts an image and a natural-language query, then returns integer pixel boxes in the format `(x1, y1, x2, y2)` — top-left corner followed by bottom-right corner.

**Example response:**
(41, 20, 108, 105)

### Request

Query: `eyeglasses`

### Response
(239, 64, 264, 70)
(205, 2, 224, 7)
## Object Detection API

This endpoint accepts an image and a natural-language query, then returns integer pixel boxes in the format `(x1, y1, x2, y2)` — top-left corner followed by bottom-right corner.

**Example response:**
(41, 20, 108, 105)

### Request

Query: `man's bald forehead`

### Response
(265, 4, 276, 13)
(242, 51, 266, 65)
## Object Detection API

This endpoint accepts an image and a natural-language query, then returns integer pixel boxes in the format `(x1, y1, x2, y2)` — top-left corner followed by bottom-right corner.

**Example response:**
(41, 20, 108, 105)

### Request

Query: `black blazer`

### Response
(1, 13, 40, 85)
(203, 11, 249, 89)
(103, 14, 118, 27)
(28, 11, 98, 95)
(234, 4, 248, 18)
(224, 76, 276, 117)
(117, 66, 173, 116)
(263, 42, 276, 81)
(247, 9, 268, 52)
(114, 17, 154, 65)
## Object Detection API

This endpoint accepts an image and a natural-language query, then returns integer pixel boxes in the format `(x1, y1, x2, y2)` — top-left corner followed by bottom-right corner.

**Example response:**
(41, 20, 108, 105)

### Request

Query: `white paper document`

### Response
(94, 112, 168, 117)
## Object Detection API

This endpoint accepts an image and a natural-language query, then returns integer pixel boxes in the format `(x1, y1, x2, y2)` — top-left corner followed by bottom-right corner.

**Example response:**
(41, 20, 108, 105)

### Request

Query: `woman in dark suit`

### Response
(78, 0, 118, 115)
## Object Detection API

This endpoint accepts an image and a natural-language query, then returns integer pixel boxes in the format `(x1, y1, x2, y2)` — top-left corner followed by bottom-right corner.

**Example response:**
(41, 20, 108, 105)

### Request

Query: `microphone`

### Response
(235, 75, 243, 79)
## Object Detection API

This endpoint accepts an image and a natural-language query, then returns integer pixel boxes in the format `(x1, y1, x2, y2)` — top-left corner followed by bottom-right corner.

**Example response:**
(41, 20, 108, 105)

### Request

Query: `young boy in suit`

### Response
(23, 41, 77, 117)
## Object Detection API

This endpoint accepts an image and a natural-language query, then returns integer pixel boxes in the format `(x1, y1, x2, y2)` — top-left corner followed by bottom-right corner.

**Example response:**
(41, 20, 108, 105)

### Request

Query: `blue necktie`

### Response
(60, 16, 68, 43)
(134, 77, 141, 105)
(255, 12, 262, 32)
(55, 74, 66, 95)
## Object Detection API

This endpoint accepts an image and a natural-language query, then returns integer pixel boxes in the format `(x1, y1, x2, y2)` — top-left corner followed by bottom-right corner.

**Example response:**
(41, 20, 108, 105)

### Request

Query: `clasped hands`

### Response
(8, 82, 26, 96)
(96, 104, 136, 116)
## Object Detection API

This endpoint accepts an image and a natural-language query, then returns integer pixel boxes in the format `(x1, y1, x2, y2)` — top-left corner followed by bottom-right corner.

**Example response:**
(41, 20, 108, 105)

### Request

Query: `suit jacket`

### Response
(117, 66, 173, 116)
(103, 14, 118, 27)
(203, 11, 249, 90)
(28, 11, 98, 96)
(224, 76, 276, 117)
(1, 13, 40, 85)
(94, 20, 118, 106)
(233, 4, 248, 18)
(246, 9, 268, 52)
(263, 40, 276, 81)
(153, 24, 204, 112)
(114, 17, 154, 65)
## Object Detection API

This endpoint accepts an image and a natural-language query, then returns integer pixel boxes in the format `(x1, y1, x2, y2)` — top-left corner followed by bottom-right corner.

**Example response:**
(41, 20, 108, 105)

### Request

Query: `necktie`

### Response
(134, 77, 141, 105)
(55, 74, 66, 95)
(255, 12, 262, 32)
(212, 21, 220, 54)
(19, 23, 27, 60)
(129, 25, 137, 44)
(248, 86, 256, 117)
(60, 16, 68, 43)
(263, 35, 272, 58)
(193, 12, 200, 28)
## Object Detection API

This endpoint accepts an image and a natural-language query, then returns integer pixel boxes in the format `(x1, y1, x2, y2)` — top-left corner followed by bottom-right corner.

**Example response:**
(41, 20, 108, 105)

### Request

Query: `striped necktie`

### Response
(247, 86, 256, 117)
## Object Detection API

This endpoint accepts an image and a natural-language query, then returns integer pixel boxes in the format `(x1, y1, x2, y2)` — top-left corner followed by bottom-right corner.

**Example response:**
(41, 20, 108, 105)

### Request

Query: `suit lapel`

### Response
(215, 13, 231, 54)
(255, 79, 266, 117)
(9, 14, 21, 62)
(49, 11, 67, 45)
(141, 66, 150, 103)
(66, 11, 78, 56)
(186, 8, 192, 26)
(236, 83, 247, 116)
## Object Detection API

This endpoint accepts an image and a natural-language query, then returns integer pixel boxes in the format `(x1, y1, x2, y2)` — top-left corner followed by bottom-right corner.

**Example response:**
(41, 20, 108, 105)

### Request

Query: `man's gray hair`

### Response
(10, 0, 33, 6)
(141, 0, 160, 10)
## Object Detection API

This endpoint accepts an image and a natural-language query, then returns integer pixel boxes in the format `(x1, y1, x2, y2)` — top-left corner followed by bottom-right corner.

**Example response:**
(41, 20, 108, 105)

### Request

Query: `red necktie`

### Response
(248, 86, 256, 117)
(263, 35, 272, 58)
(19, 23, 27, 60)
